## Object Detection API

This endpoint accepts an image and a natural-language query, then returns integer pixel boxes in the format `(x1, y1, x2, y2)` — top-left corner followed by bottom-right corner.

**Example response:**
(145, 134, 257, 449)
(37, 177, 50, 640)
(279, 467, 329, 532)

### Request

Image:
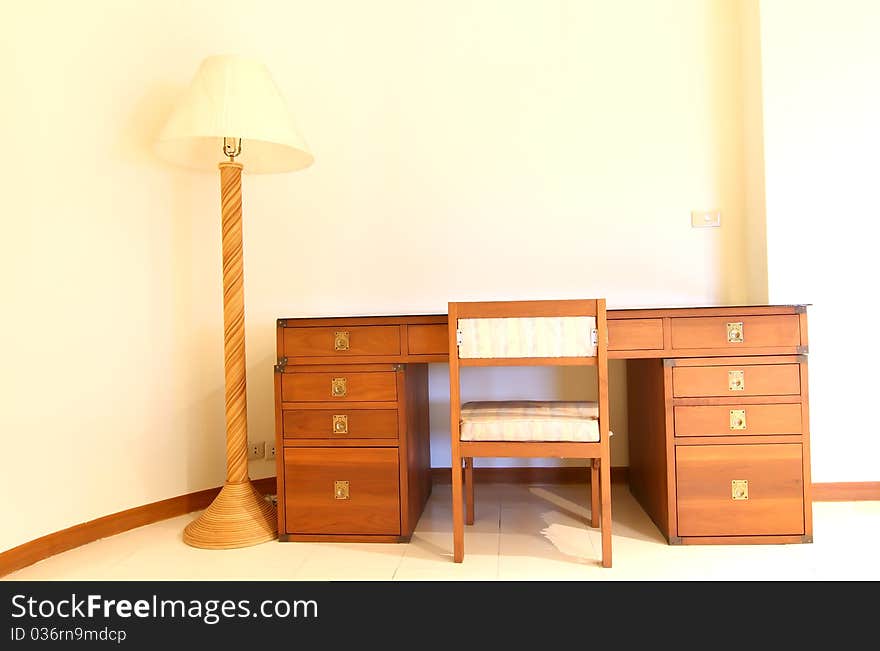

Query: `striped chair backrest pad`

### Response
(457, 316, 597, 359)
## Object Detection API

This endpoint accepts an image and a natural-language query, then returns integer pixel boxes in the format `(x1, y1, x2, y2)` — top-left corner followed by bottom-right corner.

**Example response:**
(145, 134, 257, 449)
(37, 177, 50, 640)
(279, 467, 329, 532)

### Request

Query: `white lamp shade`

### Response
(156, 54, 314, 174)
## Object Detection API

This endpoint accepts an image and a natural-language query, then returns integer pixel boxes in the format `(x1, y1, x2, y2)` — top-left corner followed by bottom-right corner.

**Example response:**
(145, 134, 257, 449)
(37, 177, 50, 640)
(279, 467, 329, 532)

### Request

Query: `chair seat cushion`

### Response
(460, 400, 610, 442)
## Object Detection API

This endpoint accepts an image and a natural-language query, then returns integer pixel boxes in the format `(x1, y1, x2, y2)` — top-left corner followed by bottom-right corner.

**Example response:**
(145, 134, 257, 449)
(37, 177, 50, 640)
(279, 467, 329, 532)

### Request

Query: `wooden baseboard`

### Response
(811, 481, 880, 501)
(0, 477, 276, 579)
(430, 465, 629, 484)
(2, 474, 877, 578)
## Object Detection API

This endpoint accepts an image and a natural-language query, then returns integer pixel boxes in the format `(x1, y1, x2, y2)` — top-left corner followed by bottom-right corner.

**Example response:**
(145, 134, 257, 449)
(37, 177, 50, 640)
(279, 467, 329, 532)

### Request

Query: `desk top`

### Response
(277, 304, 807, 324)
(275, 304, 808, 364)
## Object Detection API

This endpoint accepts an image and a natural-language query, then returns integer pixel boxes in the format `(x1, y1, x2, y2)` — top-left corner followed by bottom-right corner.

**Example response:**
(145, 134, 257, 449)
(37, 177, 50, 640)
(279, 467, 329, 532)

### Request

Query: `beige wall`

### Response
(759, 0, 880, 481)
(1, 0, 763, 552)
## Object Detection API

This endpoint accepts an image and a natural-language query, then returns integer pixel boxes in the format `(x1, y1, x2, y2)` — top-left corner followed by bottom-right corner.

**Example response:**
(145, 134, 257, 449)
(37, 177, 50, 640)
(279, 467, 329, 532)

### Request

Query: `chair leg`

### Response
(464, 457, 474, 525)
(452, 452, 465, 563)
(590, 459, 599, 528)
(599, 457, 612, 568)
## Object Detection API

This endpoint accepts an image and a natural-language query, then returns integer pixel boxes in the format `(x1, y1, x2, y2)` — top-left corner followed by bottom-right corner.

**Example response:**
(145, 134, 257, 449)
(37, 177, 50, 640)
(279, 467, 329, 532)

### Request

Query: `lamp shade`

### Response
(156, 54, 314, 174)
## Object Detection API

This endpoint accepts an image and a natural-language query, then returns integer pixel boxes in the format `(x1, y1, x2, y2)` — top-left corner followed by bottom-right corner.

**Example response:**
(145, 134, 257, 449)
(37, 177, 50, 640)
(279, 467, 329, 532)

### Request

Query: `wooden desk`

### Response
(274, 304, 811, 545)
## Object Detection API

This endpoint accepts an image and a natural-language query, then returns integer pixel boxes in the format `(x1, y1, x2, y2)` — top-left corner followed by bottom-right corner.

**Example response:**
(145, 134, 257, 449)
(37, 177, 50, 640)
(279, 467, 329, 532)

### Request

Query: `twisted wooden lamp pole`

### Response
(183, 155, 277, 549)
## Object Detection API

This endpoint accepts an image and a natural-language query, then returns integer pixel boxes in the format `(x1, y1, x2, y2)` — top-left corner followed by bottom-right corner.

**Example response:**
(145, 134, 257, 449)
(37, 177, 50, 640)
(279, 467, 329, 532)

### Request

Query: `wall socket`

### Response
(691, 210, 721, 228)
(265, 442, 276, 461)
(247, 441, 265, 460)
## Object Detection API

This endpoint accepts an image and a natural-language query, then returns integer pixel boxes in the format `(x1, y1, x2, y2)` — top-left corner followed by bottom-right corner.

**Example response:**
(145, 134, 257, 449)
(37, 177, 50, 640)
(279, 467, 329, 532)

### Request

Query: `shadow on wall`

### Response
(117, 83, 182, 166)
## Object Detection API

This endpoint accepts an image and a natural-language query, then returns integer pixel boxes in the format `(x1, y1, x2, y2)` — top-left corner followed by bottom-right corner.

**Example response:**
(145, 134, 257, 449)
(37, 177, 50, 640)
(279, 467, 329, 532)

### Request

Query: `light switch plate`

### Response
(691, 210, 721, 228)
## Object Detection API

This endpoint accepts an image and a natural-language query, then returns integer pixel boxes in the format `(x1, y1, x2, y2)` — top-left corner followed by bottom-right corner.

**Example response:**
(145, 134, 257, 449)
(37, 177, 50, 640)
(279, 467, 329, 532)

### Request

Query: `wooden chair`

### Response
(448, 298, 612, 567)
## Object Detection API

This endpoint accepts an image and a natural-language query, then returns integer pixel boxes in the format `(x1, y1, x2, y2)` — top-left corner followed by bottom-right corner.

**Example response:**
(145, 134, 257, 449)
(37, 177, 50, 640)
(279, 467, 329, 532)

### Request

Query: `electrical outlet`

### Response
(247, 441, 265, 460)
(691, 210, 721, 228)
(264, 442, 276, 461)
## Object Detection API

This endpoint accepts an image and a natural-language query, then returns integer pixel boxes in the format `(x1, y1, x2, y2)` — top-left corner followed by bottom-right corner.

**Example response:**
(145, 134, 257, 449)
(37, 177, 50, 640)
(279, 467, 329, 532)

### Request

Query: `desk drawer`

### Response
(283, 325, 401, 358)
(670, 315, 800, 351)
(281, 371, 398, 402)
(284, 447, 400, 535)
(674, 404, 802, 437)
(672, 364, 800, 398)
(676, 443, 804, 537)
(608, 318, 664, 351)
(283, 409, 399, 440)
(407, 324, 448, 355)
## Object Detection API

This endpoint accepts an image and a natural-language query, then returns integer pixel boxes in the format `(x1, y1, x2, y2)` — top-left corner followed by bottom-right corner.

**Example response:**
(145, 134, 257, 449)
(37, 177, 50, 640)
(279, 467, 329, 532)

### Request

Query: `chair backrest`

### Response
(449, 299, 607, 367)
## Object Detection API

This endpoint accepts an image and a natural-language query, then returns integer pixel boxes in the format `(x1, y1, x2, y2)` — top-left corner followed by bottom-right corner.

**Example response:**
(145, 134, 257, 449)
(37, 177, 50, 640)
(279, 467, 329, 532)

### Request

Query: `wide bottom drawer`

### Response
(676, 443, 804, 537)
(284, 447, 400, 536)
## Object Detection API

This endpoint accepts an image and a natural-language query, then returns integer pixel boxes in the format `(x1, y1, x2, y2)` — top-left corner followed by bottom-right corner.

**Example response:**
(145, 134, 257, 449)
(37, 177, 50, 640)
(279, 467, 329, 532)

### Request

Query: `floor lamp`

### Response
(156, 55, 314, 549)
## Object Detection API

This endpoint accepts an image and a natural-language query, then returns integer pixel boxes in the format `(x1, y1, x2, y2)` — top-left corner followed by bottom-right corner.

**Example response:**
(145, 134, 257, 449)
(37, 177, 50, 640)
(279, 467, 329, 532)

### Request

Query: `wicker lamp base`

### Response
(183, 481, 277, 549)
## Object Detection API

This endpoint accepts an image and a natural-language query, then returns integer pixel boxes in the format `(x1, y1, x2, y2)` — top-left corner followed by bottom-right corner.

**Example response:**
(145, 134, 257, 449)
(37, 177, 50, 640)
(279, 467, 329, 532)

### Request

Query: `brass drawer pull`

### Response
(331, 377, 347, 397)
(729, 409, 747, 430)
(727, 321, 744, 343)
(728, 370, 744, 391)
(334, 480, 350, 500)
(731, 479, 749, 500)
(332, 414, 348, 434)
(334, 331, 350, 351)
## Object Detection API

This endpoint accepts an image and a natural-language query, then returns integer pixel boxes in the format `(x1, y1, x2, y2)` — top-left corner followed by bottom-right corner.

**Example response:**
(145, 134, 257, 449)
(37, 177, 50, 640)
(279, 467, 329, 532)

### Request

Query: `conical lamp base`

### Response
(183, 481, 277, 549)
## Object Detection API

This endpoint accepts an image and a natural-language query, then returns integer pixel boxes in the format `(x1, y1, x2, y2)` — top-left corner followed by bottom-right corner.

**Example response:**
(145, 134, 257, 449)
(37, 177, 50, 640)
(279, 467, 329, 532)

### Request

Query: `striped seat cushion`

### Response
(460, 400, 610, 442)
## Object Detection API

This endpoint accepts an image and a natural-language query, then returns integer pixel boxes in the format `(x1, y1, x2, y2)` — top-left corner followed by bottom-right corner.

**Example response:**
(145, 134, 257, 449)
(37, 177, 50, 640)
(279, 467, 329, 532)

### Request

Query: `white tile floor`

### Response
(4, 483, 880, 581)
